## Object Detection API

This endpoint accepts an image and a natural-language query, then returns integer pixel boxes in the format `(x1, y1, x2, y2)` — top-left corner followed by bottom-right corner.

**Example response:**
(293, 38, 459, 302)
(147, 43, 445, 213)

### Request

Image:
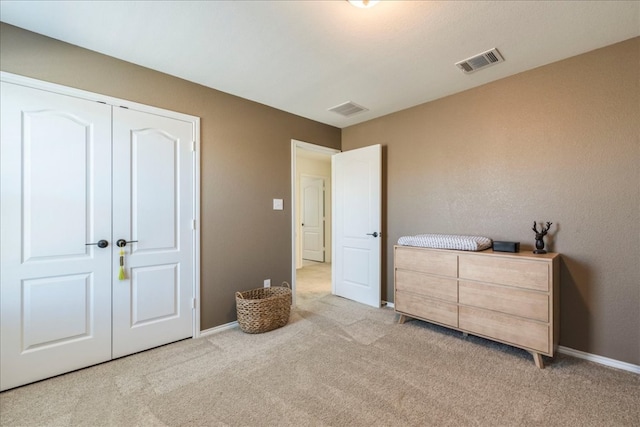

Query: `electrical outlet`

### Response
(263, 279, 271, 288)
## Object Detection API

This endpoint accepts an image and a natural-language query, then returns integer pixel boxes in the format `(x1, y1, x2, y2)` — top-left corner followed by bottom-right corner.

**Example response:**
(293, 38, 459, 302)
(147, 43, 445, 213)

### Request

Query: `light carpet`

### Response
(1, 268, 638, 426)
(295, 260, 332, 304)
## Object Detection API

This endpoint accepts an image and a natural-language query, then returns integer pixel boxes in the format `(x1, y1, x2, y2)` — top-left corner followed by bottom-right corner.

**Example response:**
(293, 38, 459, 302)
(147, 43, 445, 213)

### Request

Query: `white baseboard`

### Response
(198, 321, 239, 338)
(558, 346, 640, 374)
(383, 301, 395, 309)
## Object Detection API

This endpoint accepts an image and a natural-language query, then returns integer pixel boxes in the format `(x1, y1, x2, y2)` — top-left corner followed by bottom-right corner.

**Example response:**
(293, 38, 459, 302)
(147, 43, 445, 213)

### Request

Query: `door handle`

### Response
(116, 239, 138, 247)
(86, 240, 109, 248)
(366, 232, 380, 238)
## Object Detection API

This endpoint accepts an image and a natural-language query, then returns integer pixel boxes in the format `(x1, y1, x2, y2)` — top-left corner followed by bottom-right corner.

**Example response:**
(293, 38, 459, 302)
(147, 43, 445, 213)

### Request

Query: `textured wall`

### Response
(342, 38, 640, 365)
(0, 23, 341, 330)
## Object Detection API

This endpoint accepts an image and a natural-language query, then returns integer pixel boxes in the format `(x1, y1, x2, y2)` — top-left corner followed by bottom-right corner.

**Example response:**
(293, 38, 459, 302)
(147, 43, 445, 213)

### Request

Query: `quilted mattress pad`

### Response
(397, 233, 492, 252)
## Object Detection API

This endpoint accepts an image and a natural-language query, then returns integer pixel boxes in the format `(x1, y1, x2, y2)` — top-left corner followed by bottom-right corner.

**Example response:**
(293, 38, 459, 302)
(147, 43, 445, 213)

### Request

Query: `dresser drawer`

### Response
(396, 291, 458, 328)
(395, 269, 458, 302)
(395, 247, 458, 277)
(459, 280, 548, 322)
(458, 255, 549, 292)
(459, 306, 549, 354)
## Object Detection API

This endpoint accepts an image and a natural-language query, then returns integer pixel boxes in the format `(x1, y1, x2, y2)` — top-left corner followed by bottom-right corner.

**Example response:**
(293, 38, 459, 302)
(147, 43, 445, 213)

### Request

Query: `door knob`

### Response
(366, 232, 379, 238)
(116, 239, 138, 247)
(86, 240, 109, 248)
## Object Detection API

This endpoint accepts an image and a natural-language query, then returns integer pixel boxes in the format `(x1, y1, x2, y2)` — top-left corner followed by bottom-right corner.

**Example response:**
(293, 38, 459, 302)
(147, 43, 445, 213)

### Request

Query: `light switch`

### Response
(273, 198, 284, 210)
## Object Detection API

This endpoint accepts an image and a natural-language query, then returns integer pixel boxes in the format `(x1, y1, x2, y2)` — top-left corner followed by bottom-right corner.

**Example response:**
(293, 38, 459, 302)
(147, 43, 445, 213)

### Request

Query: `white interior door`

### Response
(332, 145, 381, 308)
(0, 82, 113, 391)
(111, 108, 194, 358)
(301, 176, 325, 262)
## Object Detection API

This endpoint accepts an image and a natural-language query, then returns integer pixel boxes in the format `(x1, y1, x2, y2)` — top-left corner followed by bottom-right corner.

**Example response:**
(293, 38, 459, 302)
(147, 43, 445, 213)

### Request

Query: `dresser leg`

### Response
(531, 352, 544, 369)
(398, 314, 412, 324)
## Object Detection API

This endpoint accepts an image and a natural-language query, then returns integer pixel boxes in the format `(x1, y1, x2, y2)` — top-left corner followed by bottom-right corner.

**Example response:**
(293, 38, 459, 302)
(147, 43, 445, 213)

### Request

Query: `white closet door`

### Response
(111, 108, 194, 358)
(0, 82, 113, 391)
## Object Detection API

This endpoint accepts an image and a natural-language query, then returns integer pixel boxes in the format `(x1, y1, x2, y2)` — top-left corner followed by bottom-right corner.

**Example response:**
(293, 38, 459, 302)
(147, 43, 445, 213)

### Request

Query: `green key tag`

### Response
(118, 247, 126, 280)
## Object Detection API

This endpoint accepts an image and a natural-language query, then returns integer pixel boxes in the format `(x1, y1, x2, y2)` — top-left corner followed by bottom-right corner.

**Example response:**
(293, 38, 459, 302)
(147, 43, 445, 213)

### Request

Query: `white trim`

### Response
(291, 140, 340, 307)
(0, 72, 197, 123)
(199, 321, 239, 337)
(384, 301, 395, 309)
(2, 72, 202, 341)
(293, 139, 341, 156)
(192, 118, 201, 339)
(558, 346, 640, 374)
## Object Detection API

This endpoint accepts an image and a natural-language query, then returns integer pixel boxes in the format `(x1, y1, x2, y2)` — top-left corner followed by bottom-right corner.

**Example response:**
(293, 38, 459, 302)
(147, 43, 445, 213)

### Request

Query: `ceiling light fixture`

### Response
(348, 0, 379, 9)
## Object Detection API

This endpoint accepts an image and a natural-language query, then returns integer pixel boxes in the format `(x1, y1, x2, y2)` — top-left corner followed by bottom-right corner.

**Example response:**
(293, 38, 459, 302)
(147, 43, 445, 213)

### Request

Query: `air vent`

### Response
(455, 48, 504, 74)
(328, 101, 369, 117)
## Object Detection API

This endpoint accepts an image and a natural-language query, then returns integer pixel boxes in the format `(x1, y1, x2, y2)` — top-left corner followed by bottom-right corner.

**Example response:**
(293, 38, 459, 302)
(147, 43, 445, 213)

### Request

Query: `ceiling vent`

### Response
(455, 48, 504, 74)
(328, 101, 369, 117)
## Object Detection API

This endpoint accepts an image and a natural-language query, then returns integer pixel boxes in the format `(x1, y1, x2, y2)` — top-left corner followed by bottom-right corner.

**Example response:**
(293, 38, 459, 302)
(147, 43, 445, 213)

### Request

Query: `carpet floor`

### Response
(1, 264, 638, 426)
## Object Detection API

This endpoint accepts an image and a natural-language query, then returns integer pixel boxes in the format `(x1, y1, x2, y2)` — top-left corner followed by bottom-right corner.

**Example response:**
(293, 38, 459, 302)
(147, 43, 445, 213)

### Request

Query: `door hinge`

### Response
(192, 298, 196, 309)
(192, 219, 196, 230)
(191, 141, 195, 152)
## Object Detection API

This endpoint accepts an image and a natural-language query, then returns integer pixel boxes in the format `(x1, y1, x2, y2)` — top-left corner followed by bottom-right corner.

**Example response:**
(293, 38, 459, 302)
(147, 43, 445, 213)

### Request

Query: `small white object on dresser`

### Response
(394, 245, 560, 368)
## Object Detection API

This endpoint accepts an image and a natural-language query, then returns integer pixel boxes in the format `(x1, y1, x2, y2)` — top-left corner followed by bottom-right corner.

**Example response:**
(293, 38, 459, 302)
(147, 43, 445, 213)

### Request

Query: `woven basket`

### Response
(235, 282, 292, 334)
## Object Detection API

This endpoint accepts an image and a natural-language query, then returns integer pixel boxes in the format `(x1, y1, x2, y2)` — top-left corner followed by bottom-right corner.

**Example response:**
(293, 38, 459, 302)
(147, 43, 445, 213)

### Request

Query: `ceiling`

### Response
(1, 1, 638, 128)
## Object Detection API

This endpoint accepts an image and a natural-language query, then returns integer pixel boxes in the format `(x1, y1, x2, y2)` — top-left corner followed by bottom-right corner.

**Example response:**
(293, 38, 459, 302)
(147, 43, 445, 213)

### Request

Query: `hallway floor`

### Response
(295, 260, 331, 303)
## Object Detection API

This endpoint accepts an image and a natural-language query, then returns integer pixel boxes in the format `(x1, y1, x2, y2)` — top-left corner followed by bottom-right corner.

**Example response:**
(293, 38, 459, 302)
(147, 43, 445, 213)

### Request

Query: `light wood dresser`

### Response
(394, 245, 559, 368)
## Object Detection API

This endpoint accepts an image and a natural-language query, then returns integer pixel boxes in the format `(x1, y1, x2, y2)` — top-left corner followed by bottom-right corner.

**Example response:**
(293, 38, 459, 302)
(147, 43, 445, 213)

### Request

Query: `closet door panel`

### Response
(111, 107, 194, 358)
(0, 82, 112, 391)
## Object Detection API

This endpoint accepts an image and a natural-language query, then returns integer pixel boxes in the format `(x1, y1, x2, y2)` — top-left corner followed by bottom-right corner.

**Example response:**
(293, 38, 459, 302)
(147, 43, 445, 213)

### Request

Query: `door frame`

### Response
(290, 139, 340, 305)
(0, 72, 202, 338)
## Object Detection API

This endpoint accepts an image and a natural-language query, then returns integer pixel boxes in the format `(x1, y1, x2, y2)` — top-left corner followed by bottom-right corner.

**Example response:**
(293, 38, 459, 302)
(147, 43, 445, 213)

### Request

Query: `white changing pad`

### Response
(397, 233, 492, 252)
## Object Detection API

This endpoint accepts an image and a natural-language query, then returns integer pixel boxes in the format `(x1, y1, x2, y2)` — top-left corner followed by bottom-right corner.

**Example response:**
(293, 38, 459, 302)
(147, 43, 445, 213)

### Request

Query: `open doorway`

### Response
(291, 140, 339, 305)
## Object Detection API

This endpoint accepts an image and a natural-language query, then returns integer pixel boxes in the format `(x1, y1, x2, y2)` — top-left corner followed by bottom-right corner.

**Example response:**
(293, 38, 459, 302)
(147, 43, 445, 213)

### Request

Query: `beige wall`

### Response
(343, 37, 640, 365)
(0, 23, 341, 330)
